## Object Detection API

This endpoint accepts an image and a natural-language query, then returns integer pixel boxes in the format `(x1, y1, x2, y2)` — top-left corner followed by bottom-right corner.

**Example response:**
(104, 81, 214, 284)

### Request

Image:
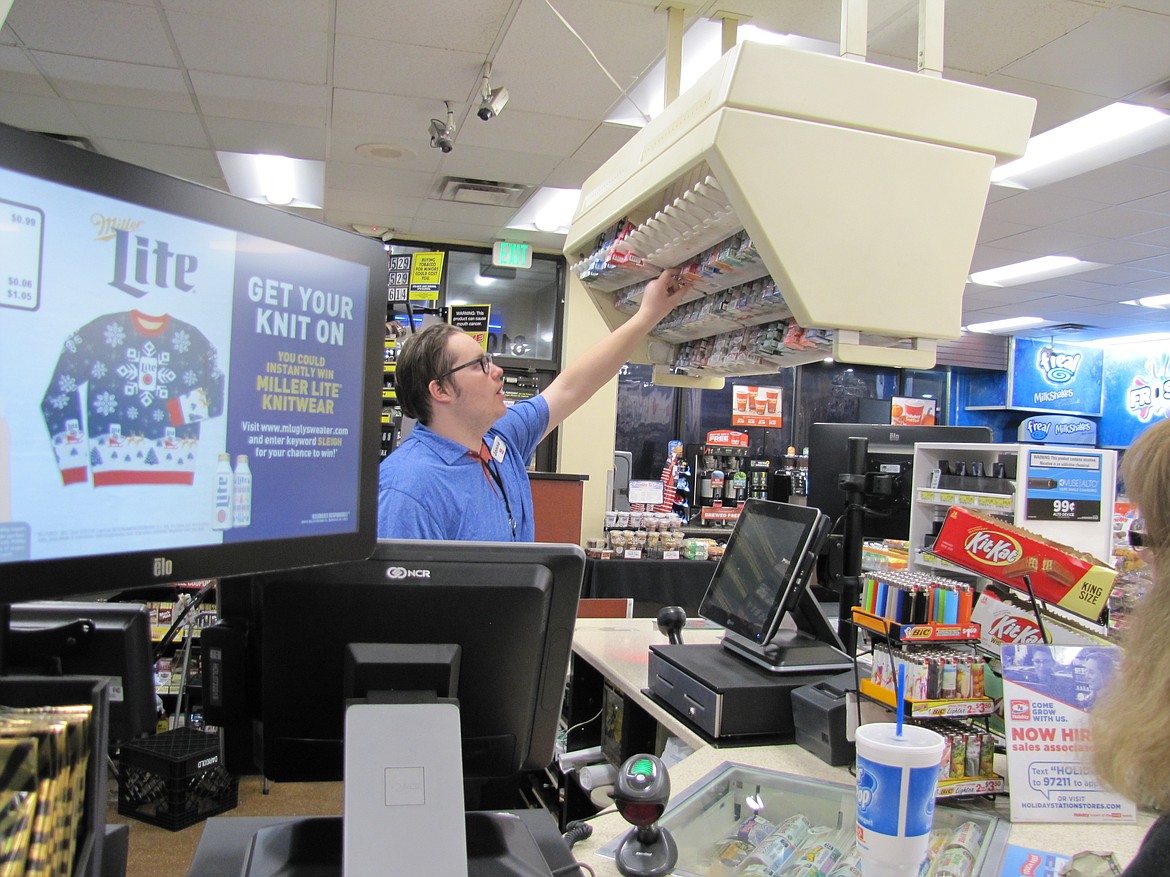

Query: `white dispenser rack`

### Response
(564, 40, 1036, 381)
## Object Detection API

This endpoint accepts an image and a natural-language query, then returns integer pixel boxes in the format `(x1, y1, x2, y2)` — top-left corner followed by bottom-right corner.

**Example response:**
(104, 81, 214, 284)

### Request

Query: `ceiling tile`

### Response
(0, 90, 82, 134)
(30, 53, 194, 112)
(334, 0, 510, 53)
(189, 71, 328, 127)
(71, 102, 206, 146)
(332, 36, 484, 102)
(167, 11, 328, 84)
(4, 0, 177, 65)
(203, 115, 326, 159)
(1001, 6, 1170, 99)
(160, 0, 329, 30)
(1050, 205, 1170, 239)
(99, 138, 225, 181)
(0, 46, 54, 95)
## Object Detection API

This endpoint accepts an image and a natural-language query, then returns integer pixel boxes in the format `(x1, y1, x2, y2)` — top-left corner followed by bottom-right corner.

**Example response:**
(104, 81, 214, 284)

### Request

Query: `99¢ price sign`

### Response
(2, 199, 43, 312)
(1024, 451, 1104, 523)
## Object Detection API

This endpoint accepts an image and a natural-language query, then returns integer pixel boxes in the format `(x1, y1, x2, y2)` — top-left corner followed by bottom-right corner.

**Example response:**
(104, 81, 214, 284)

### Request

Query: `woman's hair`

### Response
(1091, 417, 1170, 809)
(394, 323, 460, 424)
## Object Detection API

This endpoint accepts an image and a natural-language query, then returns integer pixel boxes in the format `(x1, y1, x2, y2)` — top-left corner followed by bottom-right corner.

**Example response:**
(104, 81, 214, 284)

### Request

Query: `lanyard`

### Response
(470, 441, 517, 539)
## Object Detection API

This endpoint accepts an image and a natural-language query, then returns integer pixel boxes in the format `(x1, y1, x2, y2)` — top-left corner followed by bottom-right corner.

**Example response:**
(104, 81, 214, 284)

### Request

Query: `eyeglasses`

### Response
(1128, 519, 1149, 548)
(438, 352, 492, 380)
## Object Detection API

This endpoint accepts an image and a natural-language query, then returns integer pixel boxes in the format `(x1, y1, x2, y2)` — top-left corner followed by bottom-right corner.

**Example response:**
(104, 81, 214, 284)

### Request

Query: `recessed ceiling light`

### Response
(1122, 293, 1170, 309)
(991, 102, 1170, 190)
(355, 142, 415, 162)
(968, 256, 1102, 287)
(217, 151, 324, 209)
(964, 316, 1046, 334)
(507, 187, 581, 235)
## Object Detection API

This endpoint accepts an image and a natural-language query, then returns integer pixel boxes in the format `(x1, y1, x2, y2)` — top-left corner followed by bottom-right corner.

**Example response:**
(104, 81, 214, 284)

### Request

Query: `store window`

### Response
(615, 364, 679, 480)
(387, 242, 562, 366)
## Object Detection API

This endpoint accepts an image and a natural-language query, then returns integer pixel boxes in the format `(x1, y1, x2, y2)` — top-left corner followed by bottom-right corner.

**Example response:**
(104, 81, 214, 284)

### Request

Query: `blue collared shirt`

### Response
(376, 395, 549, 541)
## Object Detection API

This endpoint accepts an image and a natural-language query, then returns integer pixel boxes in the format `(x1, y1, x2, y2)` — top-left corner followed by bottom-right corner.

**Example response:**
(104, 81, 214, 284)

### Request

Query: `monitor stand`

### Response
(234, 701, 564, 877)
(239, 811, 561, 877)
(720, 628, 853, 675)
(721, 587, 853, 674)
(344, 701, 469, 875)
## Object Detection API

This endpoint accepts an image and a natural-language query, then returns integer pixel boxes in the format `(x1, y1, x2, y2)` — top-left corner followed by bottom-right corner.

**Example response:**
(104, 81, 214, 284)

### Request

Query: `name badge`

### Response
(490, 435, 507, 464)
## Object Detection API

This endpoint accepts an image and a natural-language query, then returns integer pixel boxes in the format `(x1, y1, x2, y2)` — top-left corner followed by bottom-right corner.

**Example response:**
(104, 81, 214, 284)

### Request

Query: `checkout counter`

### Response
(566, 617, 1154, 876)
(186, 617, 1153, 876)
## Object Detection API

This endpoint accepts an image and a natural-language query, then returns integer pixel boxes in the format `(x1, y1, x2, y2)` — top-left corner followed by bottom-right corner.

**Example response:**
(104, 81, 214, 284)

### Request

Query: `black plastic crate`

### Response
(116, 727, 237, 831)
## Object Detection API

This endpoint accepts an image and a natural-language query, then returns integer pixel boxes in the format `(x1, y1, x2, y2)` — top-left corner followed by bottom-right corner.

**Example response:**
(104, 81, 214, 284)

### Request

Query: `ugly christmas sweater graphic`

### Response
(41, 311, 226, 487)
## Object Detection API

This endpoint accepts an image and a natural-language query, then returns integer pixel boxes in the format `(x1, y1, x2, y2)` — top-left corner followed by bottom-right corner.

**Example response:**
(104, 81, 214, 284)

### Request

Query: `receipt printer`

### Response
(790, 673, 854, 766)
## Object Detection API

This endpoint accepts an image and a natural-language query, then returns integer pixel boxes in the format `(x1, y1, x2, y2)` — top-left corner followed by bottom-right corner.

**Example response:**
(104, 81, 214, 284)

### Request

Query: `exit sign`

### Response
(492, 240, 533, 269)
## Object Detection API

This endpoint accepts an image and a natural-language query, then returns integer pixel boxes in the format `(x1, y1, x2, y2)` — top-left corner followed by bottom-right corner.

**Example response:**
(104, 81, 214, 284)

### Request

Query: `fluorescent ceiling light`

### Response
(968, 256, 1101, 287)
(474, 275, 495, 287)
(991, 102, 1170, 190)
(607, 21, 835, 127)
(1122, 292, 1170, 309)
(964, 316, 1046, 334)
(507, 187, 581, 235)
(217, 151, 324, 209)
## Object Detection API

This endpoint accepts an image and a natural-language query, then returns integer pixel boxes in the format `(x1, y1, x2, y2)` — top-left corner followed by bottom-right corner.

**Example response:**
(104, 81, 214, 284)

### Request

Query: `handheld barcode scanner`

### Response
(612, 754, 677, 877)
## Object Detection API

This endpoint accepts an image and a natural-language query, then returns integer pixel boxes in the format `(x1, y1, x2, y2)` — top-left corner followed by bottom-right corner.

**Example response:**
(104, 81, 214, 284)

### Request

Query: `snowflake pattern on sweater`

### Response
(41, 311, 225, 486)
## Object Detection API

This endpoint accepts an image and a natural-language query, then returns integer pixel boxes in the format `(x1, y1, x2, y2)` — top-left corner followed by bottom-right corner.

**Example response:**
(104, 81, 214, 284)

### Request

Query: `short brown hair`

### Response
(394, 322, 460, 424)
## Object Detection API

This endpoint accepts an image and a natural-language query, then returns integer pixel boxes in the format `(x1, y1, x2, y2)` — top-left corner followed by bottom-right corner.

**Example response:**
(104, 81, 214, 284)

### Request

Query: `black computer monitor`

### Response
(698, 500, 851, 674)
(806, 423, 993, 539)
(236, 539, 585, 806)
(4, 601, 157, 747)
(0, 121, 386, 603)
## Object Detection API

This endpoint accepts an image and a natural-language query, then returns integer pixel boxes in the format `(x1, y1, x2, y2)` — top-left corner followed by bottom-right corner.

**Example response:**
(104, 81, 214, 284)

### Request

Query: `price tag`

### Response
(1, 199, 44, 312)
(387, 253, 411, 303)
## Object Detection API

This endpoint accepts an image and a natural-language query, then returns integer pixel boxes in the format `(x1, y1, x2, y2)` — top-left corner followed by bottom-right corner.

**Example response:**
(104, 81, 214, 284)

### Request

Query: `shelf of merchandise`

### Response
(852, 607, 1003, 798)
(562, 40, 1035, 381)
(907, 443, 1118, 580)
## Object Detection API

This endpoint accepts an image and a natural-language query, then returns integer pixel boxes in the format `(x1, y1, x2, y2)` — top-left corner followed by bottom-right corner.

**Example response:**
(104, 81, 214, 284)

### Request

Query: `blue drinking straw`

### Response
(896, 662, 906, 737)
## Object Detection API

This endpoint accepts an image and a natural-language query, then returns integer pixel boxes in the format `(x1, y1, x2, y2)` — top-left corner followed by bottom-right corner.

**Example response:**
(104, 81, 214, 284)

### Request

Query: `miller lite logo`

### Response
(962, 530, 1022, 566)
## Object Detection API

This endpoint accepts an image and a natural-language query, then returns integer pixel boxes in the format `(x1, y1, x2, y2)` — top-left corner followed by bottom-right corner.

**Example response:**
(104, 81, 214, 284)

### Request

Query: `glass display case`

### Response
(602, 761, 1009, 876)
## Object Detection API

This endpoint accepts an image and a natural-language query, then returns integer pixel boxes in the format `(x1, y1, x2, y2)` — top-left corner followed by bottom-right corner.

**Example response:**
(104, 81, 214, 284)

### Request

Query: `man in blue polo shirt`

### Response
(377, 266, 684, 541)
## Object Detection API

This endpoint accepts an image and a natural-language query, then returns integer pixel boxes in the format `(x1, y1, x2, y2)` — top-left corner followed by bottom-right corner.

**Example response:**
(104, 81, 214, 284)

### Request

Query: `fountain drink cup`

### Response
(854, 723, 945, 877)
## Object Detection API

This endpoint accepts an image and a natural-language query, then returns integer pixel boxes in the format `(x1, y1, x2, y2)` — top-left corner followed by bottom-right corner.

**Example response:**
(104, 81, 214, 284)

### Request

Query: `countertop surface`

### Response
(568, 617, 1155, 877)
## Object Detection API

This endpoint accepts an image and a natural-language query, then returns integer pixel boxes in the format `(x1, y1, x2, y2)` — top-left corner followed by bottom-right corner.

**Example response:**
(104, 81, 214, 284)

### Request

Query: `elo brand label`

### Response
(855, 756, 937, 838)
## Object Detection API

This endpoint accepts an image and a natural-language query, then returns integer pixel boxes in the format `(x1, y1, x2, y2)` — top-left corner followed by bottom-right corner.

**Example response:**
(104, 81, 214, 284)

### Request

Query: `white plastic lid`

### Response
(855, 723, 945, 767)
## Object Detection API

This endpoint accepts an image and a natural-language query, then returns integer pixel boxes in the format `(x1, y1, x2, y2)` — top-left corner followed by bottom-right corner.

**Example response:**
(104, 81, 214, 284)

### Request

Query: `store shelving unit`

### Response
(851, 608, 1005, 799)
(908, 443, 1118, 580)
(380, 334, 400, 459)
(563, 40, 1035, 385)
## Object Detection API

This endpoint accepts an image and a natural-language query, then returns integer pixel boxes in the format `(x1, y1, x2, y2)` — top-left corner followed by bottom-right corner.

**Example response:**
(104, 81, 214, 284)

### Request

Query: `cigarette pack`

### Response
(929, 506, 1115, 623)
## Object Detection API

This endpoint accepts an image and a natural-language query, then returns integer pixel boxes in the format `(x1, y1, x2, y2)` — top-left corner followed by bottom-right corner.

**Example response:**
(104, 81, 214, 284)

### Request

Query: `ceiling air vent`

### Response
(1045, 323, 1095, 333)
(36, 132, 97, 151)
(432, 177, 530, 208)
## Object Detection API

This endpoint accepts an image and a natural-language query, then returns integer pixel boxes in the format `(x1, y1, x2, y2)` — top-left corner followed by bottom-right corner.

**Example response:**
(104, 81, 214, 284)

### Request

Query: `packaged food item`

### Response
(736, 814, 812, 875)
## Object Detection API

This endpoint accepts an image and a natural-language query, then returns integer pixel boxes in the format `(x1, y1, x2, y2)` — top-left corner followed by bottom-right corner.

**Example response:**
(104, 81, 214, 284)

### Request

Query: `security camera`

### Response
(429, 118, 454, 152)
(429, 101, 456, 153)
(477, 86, 509, 121)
